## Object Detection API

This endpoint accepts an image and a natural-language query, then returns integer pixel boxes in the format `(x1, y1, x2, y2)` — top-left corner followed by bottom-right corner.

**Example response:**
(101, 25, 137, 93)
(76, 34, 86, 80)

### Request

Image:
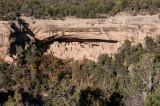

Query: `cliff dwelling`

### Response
(40, 37, 118, 61)
(1, 15, 160, 62)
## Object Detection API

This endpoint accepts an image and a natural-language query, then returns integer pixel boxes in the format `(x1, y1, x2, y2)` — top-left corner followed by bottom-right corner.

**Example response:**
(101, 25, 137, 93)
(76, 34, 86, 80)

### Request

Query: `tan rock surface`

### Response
(26, 15, 160, 61)
(0, 21, 11, 58)
(0, 14, 160, 61)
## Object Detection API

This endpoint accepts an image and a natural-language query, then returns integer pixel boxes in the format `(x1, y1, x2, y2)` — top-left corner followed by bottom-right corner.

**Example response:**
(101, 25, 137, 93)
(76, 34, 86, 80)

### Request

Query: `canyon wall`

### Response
(0, 22, 10, 59)
(0, 14, 160, 62)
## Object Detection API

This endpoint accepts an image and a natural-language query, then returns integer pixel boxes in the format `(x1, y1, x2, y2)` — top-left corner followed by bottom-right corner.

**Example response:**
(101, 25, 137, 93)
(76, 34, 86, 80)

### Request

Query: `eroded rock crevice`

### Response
(56, 38, 118, 43)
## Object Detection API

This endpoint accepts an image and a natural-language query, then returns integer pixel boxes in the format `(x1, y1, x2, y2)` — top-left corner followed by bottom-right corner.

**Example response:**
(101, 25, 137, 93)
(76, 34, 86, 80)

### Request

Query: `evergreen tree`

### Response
(16, 46, 24, 67)
(14, 89, 23, 105)
(5, 96, 16, 106)
(25, 45, 38, 65)
(145, 36, 157, 51)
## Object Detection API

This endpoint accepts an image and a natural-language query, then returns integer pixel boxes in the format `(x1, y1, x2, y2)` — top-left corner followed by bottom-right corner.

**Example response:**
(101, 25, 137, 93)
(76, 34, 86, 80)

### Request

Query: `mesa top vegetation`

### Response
(0, 0, 160, 20)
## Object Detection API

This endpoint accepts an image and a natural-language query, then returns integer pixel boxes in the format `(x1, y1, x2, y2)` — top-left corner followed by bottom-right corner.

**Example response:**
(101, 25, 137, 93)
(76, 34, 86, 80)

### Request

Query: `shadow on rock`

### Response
(8, 19, 36, 56)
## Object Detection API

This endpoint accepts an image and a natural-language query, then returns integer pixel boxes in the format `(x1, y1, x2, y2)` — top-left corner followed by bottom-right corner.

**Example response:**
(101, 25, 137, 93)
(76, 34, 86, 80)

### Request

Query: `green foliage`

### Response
(145, 36, 157, 51)
(123, 40, 131, 50)
(87, 60, 95, 70)
(13, 72, 22, 83)
(2, 34, 160, 105)
(5, 96, 15, 106)
(97, 53, 112, 68)
(72, 62, 81, 73)
(157, 35, 160, 44)
(79, 87, 107, 106)
(13, 89, 22, 104)
(121, 0, 129, 9)
(25, 45, 39, 65)
(5, 90, 23, 106)
(1, 75, 15, 88)
(0, 56, 2, 63)
(0, 61, 9, 72)
(154, 0, 160, 8)
(145, 90, 160, 106)
(16, 46, 24, 66)
(0, 0, 159, 20)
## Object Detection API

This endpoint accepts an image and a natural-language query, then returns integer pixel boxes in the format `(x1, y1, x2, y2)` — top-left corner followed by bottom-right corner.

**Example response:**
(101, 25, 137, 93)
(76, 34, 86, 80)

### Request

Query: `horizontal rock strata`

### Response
(0, 14, 160, 61)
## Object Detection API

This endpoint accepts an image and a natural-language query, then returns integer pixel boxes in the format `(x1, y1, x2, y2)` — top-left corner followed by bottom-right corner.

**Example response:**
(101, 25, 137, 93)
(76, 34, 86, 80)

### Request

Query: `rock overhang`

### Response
(0, 15, 160, 62)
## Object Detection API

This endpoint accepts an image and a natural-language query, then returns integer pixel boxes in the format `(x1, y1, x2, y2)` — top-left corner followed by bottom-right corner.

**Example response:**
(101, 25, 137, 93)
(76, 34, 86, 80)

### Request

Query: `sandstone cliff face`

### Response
(28, 15, 160, 44)
(0, 15, 160, 61)
(0, 21, 11, 58)
(0, 21, 35, 62)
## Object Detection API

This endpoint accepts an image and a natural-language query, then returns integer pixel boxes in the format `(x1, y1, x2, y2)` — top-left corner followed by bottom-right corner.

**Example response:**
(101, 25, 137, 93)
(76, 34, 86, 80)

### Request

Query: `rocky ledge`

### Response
(0, 14, 160, 62)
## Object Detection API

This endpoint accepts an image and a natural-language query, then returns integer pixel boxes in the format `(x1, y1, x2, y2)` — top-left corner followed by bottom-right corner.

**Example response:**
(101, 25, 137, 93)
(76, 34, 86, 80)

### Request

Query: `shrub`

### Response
(145, 91, 160, 106)
(97, 53, 111, 67)
(145, 36, 157, 51)
(123, 40, 131, 50)
(0, 56, 2, 63)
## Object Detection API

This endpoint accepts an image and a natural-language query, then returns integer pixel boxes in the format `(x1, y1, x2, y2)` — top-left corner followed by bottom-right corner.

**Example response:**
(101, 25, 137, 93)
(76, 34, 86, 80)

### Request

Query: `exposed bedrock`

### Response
(0, 21, 35, 62)
(0, 14, 160, 61)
